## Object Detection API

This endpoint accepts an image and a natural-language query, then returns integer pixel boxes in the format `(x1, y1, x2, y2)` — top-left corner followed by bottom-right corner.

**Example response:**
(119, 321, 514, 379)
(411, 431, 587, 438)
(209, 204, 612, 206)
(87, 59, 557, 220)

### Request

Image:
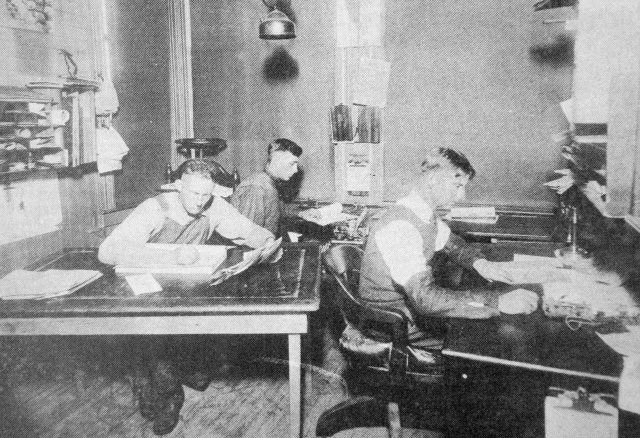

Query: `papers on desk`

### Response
(115, 244, 228, 275)
(597, 326, 640, 357)
(443, 206, 498, 224)
(0, 269, 102, 300)
(125, 273, 162, 296)
(493, 260, 571, 284)
(298, 202, 357, 226)
(209, 238, 282, 286)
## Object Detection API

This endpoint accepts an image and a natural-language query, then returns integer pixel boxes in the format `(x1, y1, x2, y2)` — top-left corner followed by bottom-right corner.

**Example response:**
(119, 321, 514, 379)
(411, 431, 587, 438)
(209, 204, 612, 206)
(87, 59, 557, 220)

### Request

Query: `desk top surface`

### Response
(442, 241, 624, 382)
(0, 243, 321, 318)
(447, 213, 558, 242)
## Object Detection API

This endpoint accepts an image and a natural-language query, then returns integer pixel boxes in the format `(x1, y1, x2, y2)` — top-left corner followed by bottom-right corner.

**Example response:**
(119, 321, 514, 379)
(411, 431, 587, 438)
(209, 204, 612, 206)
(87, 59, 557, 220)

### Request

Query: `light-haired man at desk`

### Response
(359, 148, 533, 347)
(98, 159, 274, 436)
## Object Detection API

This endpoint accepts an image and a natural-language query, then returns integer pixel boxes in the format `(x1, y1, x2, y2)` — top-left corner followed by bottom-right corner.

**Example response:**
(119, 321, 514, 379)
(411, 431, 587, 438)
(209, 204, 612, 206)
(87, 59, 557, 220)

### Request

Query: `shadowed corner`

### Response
(262, 47, 300, 84)
(528, 34, 574, 68)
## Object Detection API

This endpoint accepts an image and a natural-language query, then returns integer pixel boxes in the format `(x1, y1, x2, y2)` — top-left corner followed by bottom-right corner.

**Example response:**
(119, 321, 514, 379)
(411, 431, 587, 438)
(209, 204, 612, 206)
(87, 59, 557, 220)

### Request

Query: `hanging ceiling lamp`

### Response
(259, 0, 296, 40)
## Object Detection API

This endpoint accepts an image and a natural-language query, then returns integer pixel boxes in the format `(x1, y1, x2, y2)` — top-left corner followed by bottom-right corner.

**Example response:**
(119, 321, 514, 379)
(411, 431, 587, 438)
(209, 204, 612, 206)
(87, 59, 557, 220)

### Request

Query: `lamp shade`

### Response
(259, 9, 295, 40)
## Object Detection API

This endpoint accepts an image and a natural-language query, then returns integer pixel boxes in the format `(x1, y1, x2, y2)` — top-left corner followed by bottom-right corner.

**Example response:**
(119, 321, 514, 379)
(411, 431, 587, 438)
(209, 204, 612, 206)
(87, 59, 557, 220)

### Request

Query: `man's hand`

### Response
(472, 259, 514, 284)
(174, 245, 200, 265)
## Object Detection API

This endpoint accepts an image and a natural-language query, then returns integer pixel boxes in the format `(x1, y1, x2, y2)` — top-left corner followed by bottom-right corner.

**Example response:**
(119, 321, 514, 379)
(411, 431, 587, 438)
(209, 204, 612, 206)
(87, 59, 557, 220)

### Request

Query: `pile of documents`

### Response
(298, 202, 358, 226)
(210, 237, 282, 285)
(0, 269, 102, 300)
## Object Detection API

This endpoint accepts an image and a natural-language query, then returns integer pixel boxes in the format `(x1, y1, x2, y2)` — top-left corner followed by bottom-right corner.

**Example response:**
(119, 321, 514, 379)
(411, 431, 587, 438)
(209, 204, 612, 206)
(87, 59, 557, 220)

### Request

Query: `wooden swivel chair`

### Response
(316, 245, 446, 438)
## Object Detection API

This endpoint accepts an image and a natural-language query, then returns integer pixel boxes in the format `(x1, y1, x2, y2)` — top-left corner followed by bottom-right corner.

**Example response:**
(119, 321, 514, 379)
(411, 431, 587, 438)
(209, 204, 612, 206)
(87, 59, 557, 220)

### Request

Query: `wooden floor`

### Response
(0, 330, 443, 438)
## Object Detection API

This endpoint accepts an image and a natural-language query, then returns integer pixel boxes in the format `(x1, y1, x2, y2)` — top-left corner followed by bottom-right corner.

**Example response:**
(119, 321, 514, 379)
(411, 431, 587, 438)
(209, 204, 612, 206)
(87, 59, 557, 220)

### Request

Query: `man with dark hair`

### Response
(359, 148, 517, 347)
(230, 138, 302, 236)
(98, 159, 275, 435)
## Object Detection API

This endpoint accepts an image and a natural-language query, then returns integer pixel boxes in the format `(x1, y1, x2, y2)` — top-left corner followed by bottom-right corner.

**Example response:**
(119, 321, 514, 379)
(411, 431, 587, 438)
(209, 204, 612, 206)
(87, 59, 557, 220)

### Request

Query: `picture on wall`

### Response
(1, 0, 52, 33)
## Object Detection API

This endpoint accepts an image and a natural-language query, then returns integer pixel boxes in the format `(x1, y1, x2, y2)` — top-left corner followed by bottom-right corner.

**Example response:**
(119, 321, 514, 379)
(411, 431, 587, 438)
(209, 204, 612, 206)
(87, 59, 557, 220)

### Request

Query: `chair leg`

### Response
(315, 395, 388, 437)
(387, 402, 403, 438)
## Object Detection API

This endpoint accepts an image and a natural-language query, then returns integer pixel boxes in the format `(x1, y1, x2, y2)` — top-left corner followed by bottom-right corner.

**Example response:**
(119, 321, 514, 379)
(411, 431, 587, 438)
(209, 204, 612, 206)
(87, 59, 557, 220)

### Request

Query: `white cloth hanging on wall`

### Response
(96, 126, 129, 174)
(95, 79, 119, 115)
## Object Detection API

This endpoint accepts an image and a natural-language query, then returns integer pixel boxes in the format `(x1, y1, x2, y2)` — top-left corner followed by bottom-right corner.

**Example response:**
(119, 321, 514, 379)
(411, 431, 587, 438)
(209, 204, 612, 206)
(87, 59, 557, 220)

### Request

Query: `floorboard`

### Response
(0, 330, 443, 438)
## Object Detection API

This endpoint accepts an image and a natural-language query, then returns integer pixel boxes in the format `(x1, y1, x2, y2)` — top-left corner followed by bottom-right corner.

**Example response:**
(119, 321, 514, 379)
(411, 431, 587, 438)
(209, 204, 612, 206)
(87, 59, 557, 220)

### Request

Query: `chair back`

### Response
(322, 245, 365, 325)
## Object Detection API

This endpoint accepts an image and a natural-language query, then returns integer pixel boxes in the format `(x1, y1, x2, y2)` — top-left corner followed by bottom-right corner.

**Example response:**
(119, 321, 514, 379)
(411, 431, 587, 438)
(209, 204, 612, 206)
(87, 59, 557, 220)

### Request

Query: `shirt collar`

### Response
(396, 189, 434, 224)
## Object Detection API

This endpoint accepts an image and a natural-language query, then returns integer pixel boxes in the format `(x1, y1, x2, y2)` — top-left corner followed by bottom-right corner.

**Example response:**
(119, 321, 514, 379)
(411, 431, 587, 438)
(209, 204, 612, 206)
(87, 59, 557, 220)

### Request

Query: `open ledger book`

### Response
(209, 237, 282, 286)
(115, 244, 228, 275)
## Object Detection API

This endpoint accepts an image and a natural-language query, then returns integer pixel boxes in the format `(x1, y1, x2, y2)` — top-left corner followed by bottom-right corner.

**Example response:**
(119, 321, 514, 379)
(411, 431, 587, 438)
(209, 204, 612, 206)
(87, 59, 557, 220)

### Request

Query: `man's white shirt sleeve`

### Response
(375, 220, 427, 287)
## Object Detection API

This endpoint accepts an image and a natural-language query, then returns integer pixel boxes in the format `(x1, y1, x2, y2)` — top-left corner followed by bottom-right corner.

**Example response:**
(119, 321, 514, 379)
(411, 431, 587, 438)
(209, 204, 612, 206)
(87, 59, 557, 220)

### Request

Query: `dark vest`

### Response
(147, 194, 210, 244)
(359, 204, 439, 310)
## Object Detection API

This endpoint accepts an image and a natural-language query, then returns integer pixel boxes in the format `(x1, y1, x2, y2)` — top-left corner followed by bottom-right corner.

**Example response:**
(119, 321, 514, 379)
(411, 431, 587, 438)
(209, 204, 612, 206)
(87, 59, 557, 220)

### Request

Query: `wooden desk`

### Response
(441, 240, 623, 382)
(441, 241, 628, 436)
(0, 243, 321, 438)
(443, 314, 622, 383)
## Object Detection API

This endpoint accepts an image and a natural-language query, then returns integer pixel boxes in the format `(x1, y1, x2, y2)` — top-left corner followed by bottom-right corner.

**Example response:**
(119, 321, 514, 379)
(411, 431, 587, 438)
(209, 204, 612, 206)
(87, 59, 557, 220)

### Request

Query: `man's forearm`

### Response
(403, 273, 498, 319)
(442, 233, 484, 270)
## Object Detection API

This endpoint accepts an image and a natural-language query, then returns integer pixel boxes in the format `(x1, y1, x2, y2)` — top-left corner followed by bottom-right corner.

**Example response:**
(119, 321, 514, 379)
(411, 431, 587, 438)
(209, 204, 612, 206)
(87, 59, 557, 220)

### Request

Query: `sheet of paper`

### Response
(448, 206, 496, 218)
(260, 237, 283, 263)
(298, 202, 358, 226)
(358, 0, 384, 46)
(126, 273, 162, 295)
(336, 0, 358, 47)
(513, 254, 562, 267)
(494, 261, 571, 284)
(210, 247, 263, 286)
(560, 98, 573, 123)
(620, 355, 640, 415)
(352, 57, 391, 107)
(346, 148, 371, 193)
(597, 326, 640, 357)
(544, 277, 638, 318)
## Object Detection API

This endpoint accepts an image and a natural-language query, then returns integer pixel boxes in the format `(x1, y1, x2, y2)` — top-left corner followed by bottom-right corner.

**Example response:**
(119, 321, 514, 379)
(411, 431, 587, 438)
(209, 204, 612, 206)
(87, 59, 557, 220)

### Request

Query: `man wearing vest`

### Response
(99, 159, 274, 435)
(359, 148, 523, 348)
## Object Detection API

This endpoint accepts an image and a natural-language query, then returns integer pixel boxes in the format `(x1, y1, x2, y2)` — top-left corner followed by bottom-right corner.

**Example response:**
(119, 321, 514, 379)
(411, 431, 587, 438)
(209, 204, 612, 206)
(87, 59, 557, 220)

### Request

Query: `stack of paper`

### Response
(298, 202, 358, 226)
(115, 244, 227, 275)
(210, 238, 282, 285)
(0, 269, 102, 300)
(443, 206, 499, 224)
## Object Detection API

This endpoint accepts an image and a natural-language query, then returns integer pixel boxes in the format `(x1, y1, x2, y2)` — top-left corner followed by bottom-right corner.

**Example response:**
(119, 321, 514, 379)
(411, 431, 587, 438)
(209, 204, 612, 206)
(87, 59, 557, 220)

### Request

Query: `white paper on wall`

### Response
(336, 0, 358, 48)
(346, 145, 371, 194)
(358, 0, 384, 47)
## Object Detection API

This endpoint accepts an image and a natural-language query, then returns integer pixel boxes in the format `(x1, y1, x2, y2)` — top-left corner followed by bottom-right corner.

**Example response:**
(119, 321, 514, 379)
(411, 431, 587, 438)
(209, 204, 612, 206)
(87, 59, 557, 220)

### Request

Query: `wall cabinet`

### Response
(0, 87, 61, 174)
(0, 83, 98, 176)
